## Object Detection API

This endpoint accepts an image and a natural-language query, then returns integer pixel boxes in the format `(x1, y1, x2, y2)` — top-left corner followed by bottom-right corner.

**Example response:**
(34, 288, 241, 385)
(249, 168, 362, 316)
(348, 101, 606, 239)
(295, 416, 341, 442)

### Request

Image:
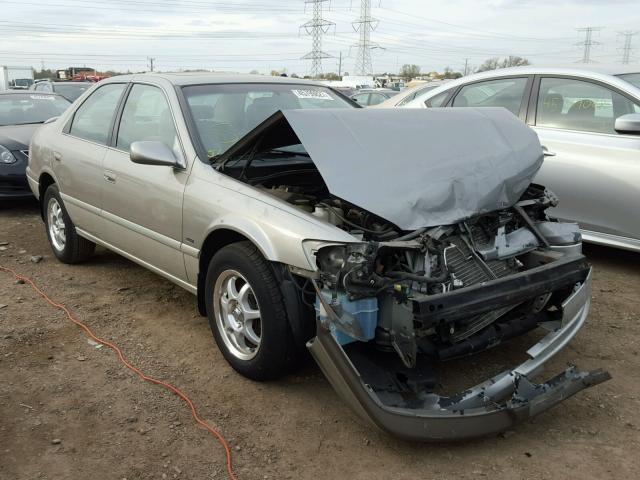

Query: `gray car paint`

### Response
(219, 107, 543, 230)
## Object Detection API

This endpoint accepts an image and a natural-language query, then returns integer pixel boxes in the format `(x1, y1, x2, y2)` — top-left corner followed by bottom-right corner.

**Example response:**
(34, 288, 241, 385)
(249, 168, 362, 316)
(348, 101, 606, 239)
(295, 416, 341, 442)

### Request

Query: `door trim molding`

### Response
(60, 192, 100, 215)
(76, 227, 198, 294)
(101, 208, 182, 251)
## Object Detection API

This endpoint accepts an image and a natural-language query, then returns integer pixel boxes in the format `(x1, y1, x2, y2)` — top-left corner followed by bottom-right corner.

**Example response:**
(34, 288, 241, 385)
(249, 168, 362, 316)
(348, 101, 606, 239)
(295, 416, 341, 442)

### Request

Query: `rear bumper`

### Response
(308, 267, 611, 441)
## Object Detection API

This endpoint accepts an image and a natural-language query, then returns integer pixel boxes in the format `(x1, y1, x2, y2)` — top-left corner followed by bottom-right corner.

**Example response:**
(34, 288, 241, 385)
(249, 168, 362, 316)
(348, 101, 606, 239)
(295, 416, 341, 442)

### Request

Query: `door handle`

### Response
(542, 146, 556, 157)
(53, 151, 62, 162)
(104, 171, 117, 183)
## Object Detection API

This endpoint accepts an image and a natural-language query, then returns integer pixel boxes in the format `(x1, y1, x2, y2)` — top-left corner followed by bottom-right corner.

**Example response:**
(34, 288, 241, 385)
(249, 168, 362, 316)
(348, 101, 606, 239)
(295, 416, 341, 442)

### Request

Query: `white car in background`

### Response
(373, 80, 451, 108)
(402, 66, 640, 252)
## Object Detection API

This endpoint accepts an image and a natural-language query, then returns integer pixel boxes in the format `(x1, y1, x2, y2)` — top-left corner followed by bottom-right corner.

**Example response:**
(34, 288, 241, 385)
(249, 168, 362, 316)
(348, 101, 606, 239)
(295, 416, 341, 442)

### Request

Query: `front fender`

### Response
(204, 215, 292, 266)
(184, 162, 356, 272)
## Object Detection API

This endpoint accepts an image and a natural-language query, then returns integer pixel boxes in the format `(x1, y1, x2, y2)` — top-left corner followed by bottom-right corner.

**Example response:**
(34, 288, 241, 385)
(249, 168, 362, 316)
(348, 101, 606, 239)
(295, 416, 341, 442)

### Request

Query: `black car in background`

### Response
(0, 91, 71, 200)
(31, 80, 91, 102)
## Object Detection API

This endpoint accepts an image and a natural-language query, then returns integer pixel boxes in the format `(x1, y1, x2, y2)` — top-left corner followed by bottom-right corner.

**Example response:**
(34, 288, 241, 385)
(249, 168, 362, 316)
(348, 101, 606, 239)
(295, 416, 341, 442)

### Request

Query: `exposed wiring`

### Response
(285, 268, 315, 308)
(316, 202, 395, 237)
(0, 265, 238, 480)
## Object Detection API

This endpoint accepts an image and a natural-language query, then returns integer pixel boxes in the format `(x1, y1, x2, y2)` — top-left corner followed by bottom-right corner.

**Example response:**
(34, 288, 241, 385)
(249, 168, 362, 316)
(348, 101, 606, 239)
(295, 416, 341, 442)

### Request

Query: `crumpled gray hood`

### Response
(222, 107, 544, 230)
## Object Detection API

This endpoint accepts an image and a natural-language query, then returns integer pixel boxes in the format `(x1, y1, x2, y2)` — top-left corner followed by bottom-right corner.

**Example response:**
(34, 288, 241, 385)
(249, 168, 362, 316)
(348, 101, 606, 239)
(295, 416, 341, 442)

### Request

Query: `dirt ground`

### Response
(1, 200, 639, 480)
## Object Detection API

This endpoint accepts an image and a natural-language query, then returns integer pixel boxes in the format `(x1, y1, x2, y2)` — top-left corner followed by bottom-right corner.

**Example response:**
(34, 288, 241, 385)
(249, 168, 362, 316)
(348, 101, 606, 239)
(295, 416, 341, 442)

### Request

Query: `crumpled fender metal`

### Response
(307, 268, 611, 440)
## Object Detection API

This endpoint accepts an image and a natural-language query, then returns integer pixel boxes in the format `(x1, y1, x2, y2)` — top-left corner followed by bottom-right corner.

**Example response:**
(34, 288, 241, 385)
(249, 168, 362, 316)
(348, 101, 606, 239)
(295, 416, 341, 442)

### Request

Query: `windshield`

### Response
(54, 83, 90, 101)
(617, 73, 640, 89)
(0, 94, 70, 126)
(182, 83, 354, 158)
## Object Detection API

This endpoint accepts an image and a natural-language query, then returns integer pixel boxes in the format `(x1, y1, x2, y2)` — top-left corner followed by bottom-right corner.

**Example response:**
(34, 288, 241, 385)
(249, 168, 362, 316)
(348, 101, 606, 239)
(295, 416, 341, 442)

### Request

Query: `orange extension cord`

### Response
(0, 265, 237, 480)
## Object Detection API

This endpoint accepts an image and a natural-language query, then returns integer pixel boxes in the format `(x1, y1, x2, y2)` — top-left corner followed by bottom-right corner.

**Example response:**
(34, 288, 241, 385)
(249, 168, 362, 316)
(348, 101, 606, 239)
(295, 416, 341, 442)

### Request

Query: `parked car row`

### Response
(14, 72, 612, 440)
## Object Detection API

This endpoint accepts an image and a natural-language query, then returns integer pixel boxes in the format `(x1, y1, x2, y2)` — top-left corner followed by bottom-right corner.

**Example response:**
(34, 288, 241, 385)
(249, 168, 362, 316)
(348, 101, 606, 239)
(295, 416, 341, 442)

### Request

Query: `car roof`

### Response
(0, 90, 66, 97)
(53, 81, 92, 85)
(357, 88, 396, 93)
(100, 72, 328, 87)
(35, 81, 91, 85)
(465, 65, 640, 77)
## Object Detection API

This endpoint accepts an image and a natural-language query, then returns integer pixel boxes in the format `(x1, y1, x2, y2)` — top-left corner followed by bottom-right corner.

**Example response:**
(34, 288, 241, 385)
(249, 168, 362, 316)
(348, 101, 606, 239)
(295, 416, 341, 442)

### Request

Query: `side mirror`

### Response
(130, 141, 180, 167)
(614, 113, 640, 135)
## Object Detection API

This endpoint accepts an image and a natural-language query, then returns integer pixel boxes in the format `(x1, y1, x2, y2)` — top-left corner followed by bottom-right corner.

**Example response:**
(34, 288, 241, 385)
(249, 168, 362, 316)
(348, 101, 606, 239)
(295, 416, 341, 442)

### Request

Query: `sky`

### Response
(0, 0, 638, 76)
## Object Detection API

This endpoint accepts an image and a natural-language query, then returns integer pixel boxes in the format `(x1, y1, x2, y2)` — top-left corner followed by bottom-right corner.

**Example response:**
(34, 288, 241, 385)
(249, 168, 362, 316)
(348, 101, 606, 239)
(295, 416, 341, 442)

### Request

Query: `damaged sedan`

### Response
(26, 74, 609, 441)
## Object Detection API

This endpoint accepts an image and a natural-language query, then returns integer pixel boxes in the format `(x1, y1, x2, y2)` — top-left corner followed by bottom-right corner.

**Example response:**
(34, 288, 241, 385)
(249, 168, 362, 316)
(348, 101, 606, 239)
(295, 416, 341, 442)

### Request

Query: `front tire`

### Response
(205, 241, 296, 380)
(43, 184, 95, 264)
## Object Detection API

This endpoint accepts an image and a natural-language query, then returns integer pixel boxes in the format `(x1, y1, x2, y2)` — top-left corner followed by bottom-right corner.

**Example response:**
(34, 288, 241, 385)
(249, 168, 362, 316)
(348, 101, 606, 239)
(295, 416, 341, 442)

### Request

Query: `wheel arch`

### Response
(197, 227, 270, 316)
(38, 172, 57, 220)
(196, 227, 316, 348)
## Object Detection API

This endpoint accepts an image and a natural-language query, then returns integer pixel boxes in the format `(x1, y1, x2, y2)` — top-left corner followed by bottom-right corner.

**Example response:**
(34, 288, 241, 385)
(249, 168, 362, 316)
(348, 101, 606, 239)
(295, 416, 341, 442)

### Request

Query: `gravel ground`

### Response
(1, 200, 639, 480)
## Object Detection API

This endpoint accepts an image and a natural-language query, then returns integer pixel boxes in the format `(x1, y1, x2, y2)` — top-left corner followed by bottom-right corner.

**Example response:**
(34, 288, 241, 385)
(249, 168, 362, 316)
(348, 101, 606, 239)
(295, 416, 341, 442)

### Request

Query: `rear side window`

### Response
(425, 90, 451, 108)
(116, 84, 180, 158)
(451, 78, 528, 115)
(536, 77, 640, 134)
(70, 84, 126, 144)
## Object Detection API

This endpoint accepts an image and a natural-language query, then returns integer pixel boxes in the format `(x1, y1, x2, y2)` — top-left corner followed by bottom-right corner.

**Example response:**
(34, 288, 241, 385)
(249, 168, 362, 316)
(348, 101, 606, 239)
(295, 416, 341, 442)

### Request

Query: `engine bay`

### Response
(223, 155, 584, 370)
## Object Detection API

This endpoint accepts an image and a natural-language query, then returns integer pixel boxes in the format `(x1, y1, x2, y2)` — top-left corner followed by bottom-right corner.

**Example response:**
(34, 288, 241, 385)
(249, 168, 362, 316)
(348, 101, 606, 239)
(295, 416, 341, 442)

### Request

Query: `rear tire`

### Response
(43, 184, 95, 264)
(205, 241, 296, 381)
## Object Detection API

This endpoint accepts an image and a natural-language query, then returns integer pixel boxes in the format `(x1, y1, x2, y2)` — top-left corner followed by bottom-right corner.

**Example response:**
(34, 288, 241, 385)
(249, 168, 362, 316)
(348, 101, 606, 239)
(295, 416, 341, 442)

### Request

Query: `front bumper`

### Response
(1, 150, 32, 199)
(308, 267, 611, 441)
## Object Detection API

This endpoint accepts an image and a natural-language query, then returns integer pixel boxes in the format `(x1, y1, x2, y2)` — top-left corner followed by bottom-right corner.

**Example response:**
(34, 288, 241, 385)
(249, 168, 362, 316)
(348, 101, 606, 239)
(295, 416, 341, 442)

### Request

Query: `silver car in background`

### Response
(403, 66, 640, 252)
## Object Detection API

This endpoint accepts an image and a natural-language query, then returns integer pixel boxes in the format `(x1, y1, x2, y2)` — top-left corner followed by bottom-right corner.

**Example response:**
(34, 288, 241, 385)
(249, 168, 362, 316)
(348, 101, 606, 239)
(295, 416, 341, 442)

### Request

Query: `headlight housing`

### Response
(0, 145, 17, 164)
(302, 240, 367, 273)
(302, 240, 346, 271)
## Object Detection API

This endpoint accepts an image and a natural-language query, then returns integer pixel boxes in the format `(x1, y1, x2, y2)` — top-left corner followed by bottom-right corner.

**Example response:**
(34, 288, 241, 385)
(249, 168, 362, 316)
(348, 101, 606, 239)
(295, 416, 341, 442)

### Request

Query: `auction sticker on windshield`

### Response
(30, 95, 56, 101)
(292, 89, 332, 100)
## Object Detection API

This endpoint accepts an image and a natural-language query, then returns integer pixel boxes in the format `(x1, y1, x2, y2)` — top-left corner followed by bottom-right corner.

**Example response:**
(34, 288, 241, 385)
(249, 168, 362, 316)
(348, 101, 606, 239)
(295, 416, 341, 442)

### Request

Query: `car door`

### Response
(55, 83, 127, 235)
(447, 76, 532, 121)
(529, 76, 640, 242)
(101, 82, 189, 282)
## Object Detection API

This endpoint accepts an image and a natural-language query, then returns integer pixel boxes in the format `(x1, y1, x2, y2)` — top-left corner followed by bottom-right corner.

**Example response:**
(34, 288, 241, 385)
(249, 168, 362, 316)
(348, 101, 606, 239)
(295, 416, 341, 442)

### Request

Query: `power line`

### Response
(619, 30, 639, 64)
(576, 27, 602, 64)
(300, 0, 334, 78)
(352, 0, 380, 76)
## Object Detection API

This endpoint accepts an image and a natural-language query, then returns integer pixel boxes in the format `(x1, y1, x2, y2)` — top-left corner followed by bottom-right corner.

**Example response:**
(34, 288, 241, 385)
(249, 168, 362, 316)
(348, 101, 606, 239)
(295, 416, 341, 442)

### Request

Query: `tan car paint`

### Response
(28, 74, 359, 296)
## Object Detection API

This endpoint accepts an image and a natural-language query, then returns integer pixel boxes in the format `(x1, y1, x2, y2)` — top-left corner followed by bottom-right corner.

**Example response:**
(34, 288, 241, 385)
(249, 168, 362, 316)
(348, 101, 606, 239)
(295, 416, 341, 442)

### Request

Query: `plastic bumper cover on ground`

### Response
(307, 268, 611, 441)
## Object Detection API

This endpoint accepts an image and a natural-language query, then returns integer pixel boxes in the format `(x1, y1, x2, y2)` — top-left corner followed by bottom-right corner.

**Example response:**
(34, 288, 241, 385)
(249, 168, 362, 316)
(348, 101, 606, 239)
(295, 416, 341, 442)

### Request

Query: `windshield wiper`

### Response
(259, 148, 310, 157)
